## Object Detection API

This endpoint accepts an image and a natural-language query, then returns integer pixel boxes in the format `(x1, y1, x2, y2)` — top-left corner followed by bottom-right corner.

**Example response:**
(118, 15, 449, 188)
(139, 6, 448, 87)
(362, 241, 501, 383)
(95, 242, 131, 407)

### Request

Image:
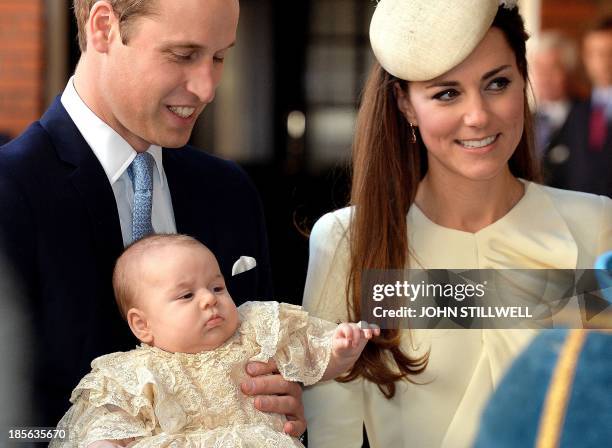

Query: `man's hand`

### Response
(241, 359, 306, 437)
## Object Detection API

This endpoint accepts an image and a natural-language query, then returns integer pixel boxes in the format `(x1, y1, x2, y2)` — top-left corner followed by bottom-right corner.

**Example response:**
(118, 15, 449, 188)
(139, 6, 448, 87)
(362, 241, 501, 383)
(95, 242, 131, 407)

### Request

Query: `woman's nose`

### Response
(463, 95, 490, 128)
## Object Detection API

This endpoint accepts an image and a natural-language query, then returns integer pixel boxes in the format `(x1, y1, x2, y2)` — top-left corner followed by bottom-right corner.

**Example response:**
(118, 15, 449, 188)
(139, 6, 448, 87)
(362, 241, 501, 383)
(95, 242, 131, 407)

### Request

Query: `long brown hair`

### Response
(340, 6, 541, 398)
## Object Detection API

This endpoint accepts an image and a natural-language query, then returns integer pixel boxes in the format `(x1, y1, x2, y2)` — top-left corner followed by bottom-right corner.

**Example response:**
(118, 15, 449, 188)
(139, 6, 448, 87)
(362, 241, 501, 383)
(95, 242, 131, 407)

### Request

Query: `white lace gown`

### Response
(51, 302, 335, 448)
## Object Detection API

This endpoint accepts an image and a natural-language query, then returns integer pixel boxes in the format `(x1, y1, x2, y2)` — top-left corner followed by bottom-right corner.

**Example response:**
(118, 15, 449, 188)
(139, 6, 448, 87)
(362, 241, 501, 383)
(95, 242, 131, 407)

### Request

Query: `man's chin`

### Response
(155, 134, 192, 149)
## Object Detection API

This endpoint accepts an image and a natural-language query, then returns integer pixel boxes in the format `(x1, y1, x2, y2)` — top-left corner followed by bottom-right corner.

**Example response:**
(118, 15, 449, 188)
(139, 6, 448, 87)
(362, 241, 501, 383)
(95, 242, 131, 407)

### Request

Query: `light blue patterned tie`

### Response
(127, 152, 155, 242)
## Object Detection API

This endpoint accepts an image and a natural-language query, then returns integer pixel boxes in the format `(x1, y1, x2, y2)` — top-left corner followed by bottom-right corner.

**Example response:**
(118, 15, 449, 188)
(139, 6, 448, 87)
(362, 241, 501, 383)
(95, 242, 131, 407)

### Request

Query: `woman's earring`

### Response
(409, 122, 417, 144)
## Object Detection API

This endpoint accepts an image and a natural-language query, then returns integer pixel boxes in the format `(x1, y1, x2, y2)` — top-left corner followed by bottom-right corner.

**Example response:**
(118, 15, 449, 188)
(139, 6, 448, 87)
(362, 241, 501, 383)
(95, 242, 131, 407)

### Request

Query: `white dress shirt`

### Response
(61, 77, 177, 246)
(592, 86, 612, 120)
(538, 100, 571, 130)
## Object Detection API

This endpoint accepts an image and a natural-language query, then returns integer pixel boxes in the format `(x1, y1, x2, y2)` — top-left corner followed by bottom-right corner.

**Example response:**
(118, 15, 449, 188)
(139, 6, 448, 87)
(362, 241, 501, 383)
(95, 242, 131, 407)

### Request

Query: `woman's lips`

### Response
(456, 134, 500, 149)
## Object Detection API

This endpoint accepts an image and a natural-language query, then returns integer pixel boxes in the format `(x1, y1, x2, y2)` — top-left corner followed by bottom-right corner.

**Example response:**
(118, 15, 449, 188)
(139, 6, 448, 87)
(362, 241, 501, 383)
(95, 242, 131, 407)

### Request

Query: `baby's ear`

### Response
(127, 308, 153, 344)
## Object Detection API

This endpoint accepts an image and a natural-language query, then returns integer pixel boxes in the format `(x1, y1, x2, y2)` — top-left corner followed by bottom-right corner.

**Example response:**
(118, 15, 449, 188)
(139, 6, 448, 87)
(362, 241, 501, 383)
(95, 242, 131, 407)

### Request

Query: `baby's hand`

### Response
(332, 322, 380, 359)
(321, 322, 380, 381)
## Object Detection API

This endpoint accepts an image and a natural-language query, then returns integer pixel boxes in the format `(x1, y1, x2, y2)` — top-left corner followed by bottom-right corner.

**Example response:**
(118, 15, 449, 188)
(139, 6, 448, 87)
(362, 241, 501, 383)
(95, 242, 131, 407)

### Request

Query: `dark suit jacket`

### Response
(0, 98, 273, 426)
(542, 99, 612, 197)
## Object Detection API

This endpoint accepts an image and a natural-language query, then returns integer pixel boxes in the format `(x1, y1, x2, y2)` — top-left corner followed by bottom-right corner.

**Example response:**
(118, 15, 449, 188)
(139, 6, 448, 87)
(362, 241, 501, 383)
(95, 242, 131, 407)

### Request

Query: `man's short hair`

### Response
(530, 30, 578, 72)
(113, 234, 204, 320)
(586, 15, 612, 35)
(73, 0, 159, 53)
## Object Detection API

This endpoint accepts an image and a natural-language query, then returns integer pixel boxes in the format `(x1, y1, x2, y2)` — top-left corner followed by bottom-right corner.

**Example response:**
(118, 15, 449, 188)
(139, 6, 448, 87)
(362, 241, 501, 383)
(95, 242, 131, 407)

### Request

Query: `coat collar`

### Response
(40, 97, 124, 257)
(408, 180, 578, 269)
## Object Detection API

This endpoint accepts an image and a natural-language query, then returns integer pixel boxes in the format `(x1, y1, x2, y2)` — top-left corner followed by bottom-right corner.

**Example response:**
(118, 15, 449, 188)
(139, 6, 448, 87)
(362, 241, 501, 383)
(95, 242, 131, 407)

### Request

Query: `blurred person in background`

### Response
(0, 254, 32, 437)
(530, 31, 579, 170)
(545, 16, 611, 197)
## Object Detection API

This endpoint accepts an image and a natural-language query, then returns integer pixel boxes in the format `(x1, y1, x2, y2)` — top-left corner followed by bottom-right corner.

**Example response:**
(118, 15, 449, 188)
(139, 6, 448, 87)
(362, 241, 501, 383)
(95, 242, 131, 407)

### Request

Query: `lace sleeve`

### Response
(51, 353, 157, 448)
(274, 303, 336, 386)
(239, 301, 336, 386)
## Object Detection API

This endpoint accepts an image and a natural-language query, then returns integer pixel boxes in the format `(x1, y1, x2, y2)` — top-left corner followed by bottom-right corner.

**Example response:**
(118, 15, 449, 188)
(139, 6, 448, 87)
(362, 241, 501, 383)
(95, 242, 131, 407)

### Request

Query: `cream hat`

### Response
(370, 0, 502, 81)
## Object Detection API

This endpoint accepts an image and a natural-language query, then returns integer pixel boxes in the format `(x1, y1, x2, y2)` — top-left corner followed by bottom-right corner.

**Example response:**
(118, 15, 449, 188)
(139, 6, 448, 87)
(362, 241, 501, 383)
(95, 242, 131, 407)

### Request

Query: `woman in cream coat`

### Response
(302, 1, 612, 447)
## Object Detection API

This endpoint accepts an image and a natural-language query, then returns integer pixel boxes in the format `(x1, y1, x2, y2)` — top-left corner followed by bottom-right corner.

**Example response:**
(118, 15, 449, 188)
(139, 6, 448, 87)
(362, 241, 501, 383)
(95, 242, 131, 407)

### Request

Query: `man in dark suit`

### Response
(0, 0, 305, 434)
(530, 31, 578, 162)
(542, 17, 612, 197)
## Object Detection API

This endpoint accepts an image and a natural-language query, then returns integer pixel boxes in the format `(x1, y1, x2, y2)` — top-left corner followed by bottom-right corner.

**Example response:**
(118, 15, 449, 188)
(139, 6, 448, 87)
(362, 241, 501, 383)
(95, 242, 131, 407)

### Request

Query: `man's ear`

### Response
(394, 82, 418, 125)
(88, 1, 119, 53)
(127, 308, 153, 344)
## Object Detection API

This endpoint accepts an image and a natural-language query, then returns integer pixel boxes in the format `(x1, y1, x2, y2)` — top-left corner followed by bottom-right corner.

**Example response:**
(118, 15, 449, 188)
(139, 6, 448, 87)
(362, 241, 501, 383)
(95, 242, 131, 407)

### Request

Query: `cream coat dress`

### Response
(302, 182, 612, 448)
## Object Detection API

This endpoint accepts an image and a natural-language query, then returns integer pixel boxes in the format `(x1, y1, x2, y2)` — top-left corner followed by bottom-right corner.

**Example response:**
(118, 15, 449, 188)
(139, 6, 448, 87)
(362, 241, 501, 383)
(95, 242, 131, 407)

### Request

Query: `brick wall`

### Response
(0, 0, 44, 140)
(541, 0, 602, 39)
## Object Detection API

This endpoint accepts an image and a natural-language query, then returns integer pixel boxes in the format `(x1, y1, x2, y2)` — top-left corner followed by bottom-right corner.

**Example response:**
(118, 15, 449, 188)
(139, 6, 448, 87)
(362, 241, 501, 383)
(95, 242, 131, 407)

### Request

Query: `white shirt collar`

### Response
(60, 77, 165, 186)
(538, 100, 571, 128)
(592, 86, 612, 106)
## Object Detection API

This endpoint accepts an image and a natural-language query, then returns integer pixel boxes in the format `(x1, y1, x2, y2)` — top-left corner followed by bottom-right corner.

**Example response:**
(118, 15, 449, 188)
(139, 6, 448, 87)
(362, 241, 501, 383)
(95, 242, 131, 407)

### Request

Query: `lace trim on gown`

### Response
(51, 301, 335, 448)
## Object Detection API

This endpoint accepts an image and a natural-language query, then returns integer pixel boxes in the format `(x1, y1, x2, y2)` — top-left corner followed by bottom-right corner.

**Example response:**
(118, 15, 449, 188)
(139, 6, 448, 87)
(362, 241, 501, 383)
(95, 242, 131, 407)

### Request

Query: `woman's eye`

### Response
(487, 77, 511, 91)
(432, 89, 459, 101)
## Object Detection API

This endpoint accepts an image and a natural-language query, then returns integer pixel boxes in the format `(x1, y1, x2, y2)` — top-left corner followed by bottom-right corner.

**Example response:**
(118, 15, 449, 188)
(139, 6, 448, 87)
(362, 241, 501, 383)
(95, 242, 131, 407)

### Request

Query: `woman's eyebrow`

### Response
(481, 64, 511, 80)
(426, 64, 512, 89)
(426, 80, 459, 89)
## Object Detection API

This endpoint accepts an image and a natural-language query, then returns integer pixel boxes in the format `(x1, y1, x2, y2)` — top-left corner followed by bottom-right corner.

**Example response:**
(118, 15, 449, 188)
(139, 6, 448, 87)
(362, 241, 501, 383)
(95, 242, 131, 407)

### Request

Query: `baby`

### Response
(52, 234, 378, 448)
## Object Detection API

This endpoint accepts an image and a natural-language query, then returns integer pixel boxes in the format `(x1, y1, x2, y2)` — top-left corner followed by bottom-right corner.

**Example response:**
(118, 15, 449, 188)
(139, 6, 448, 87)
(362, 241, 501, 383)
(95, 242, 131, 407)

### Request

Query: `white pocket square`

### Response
(232, 256, 257, 276)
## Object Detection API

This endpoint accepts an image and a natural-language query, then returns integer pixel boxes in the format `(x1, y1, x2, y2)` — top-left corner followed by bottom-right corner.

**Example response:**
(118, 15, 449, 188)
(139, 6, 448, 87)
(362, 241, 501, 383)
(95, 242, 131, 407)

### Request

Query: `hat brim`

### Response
(370, 0, 499, 81)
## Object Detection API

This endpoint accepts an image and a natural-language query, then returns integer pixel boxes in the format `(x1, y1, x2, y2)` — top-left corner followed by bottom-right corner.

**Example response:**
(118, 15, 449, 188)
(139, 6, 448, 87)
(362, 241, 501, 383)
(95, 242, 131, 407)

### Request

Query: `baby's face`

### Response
(134, 243, 239, 353)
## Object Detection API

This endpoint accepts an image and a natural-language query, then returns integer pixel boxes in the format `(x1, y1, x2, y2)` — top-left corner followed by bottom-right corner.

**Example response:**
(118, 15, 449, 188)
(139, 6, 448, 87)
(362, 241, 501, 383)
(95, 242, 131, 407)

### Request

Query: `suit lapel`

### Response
(163, 148, 250, 289)
(163, 148, 217, 245)
(40, 97, 124, 260)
